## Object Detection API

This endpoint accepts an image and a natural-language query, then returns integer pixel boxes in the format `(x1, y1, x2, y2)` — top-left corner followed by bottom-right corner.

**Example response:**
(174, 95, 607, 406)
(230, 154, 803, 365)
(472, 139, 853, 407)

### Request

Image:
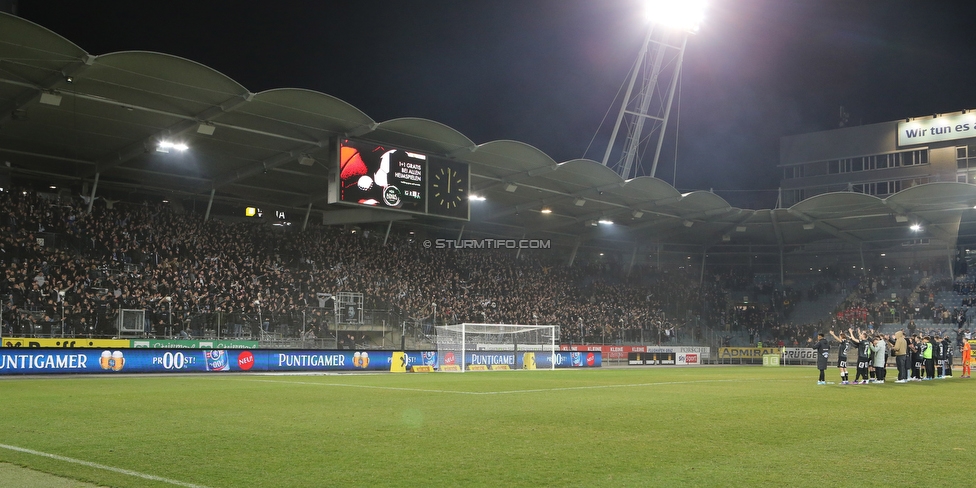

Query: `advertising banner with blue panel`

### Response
(0, 348, 444, 375)
(462, 351, 602, 369)
(540, 351, 602, 368)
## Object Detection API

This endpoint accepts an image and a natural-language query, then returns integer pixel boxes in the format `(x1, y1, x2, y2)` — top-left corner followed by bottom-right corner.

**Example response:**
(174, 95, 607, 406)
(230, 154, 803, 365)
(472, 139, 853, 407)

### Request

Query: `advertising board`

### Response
(0, 349, 438, 375)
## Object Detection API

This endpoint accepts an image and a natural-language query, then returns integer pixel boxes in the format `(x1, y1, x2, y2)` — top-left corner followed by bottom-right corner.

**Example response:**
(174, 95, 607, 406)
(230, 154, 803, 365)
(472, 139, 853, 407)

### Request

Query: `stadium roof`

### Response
(2, 12, 975, 267)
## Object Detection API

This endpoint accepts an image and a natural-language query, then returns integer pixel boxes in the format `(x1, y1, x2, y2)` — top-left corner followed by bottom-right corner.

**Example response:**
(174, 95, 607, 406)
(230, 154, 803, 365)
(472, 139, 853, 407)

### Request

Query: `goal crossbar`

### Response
(435, 323, 559, 372)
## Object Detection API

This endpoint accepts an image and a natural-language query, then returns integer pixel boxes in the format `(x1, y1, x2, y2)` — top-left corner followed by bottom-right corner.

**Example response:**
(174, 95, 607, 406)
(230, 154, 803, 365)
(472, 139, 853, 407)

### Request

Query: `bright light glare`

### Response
(158, 141, 189, 152)
(644, 0, 707, 33)
(910, 224, 922, 232)
(469, 195, 486, 201)
(598, 219, 614, 225)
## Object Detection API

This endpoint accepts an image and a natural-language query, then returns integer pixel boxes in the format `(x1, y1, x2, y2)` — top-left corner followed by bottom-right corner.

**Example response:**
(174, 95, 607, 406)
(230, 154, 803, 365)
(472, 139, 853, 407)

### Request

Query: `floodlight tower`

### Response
(602, 0, 706, 180)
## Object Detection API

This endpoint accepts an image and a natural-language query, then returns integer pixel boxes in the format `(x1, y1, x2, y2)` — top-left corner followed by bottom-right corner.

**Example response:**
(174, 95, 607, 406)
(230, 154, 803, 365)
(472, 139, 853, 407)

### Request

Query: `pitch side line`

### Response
(243, 377, 756, 395)
(0, 443, 210, 488)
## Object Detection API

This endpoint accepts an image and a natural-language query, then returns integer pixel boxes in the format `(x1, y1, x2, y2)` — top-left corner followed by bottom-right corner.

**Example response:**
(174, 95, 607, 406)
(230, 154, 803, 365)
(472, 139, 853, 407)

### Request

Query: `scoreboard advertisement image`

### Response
(337, 139, 426, 212)
(333, 138, 469, 220)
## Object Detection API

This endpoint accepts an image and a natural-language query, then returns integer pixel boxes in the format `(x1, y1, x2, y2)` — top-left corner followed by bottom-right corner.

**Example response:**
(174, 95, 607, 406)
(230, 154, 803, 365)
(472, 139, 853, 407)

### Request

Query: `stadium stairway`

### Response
(785, 289, 849, 328)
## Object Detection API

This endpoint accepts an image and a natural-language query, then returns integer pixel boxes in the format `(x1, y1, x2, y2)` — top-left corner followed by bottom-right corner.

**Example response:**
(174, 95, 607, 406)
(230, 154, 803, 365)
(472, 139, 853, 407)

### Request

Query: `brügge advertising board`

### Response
(781, 347, 818, 363)
(0, 348, 437, 375)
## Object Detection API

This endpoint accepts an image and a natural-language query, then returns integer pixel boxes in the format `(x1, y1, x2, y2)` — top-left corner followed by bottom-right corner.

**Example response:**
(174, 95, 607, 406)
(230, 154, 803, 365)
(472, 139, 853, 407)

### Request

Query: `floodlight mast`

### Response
(601, 1, 705, 180)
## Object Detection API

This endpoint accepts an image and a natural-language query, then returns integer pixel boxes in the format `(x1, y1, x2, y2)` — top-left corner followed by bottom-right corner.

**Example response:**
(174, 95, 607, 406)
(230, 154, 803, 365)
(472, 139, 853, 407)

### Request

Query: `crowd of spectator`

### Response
(4, 186, 964, 349)
(0, 188, 728, 345)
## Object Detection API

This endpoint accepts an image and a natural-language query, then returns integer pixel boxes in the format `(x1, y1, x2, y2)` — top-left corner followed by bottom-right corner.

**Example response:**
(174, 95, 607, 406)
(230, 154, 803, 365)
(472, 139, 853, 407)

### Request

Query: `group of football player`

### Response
(821, 328, 973, 384)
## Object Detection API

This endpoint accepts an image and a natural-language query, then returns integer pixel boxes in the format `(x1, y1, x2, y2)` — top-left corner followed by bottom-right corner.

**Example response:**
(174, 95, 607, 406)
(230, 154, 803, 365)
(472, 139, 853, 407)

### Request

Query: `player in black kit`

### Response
(849, 329, 872, 384)
(829, 330, 852, 384)
(942, 336, 953, 377)
(909, 335, 922, 381)
(812, 333, 830, 385)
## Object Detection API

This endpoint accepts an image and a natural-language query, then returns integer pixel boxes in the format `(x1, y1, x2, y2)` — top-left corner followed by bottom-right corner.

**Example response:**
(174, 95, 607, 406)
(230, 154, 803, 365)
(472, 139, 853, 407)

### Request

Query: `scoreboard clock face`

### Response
(427, 158, 469, 220)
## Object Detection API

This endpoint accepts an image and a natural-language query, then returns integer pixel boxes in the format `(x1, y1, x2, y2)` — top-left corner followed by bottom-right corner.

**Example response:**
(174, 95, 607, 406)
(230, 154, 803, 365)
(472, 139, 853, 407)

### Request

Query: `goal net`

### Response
(435, 323, 559, 372)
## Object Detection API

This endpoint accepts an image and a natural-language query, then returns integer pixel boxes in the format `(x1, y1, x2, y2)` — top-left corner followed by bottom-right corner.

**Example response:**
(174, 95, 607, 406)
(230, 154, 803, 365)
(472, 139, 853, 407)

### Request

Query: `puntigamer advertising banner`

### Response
(437, 350, 601, 369)
(0, 348, 438, 375)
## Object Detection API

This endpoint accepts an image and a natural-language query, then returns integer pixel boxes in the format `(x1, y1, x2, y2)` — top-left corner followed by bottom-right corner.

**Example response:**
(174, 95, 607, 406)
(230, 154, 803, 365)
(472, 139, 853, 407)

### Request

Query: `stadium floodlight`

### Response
(598, 219, 613, 225)
(910, 224, 922, 232)
(157, 141, 188, 153)
(644, 0, 707, 33)
(469, 195, 486, 201)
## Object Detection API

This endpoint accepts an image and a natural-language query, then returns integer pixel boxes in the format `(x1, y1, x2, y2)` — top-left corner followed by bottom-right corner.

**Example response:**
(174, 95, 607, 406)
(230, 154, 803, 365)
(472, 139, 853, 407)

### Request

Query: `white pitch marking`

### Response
(243, 377, 751, 395)
(0, 443, 210, 488)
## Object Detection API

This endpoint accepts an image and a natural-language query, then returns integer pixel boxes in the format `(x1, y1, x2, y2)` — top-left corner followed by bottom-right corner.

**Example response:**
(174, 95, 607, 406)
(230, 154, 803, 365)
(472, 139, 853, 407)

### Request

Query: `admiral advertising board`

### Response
(0, 349, 438, 375)
(717, 347, 784, 363)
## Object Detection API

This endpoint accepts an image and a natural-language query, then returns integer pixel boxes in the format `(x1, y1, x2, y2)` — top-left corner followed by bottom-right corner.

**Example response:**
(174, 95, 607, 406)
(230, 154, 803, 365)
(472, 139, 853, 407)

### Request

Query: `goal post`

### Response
(434, 323, 559, 372)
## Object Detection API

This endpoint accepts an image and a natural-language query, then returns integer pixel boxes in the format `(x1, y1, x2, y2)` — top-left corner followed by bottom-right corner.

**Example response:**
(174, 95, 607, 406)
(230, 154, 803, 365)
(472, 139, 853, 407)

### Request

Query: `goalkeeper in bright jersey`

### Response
(962, 340, 972, 378)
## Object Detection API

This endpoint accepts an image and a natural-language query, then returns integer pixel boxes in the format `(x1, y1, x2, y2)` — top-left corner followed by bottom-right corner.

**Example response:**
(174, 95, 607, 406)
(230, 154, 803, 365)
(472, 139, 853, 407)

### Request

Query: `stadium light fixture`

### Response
(644, 0, 707, 33)
(910, 224, 922, 232)
(540, 207, 553, 214)
(157, 141, 188, 153)
(469, 195, 486, 201)
(598, 219, 613, 225)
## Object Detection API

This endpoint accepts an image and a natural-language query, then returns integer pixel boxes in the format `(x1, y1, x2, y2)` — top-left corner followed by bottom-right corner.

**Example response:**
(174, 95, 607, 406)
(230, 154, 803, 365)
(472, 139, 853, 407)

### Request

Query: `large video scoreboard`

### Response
(330, 138, 470, 220)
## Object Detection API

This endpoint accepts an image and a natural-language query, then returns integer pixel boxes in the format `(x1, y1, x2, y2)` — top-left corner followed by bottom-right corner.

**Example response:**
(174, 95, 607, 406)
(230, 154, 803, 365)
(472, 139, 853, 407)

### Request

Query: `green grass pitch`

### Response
(1, 366, 974, 487)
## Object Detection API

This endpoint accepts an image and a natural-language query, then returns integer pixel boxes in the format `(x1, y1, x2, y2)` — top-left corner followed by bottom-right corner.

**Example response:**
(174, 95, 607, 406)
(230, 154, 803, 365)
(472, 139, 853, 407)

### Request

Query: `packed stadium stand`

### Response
(4, 187, 970, 351)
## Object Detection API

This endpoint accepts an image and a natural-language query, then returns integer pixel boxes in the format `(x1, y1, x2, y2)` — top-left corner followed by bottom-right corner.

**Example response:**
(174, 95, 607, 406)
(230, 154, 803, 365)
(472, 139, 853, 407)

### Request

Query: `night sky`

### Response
(14, 0, 976, 208)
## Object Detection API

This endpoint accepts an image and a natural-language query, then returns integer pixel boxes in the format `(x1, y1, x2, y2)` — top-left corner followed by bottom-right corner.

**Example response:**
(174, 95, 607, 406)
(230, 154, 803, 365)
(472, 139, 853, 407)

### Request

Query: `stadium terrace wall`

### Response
(2, 337, 259, 349)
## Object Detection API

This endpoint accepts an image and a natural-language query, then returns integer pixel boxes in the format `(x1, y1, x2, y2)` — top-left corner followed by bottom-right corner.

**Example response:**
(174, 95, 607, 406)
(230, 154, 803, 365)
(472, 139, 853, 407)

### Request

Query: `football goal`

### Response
(435, 323, 559, 371)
